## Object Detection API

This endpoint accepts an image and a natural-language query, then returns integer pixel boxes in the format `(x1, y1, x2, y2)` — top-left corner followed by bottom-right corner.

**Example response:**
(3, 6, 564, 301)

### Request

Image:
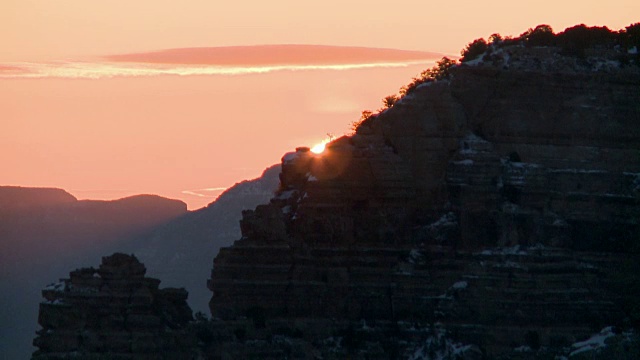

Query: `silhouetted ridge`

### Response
(32, 253, 195, 359)
(26, 23, 640, 359)
(206, 23, 640, 359)
(0, 186, 76, 209)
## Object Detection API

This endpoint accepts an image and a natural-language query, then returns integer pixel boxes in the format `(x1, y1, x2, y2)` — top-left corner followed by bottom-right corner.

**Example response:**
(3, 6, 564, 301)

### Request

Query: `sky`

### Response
(2, 0, 639, 209)
(2, 0, 639, 61)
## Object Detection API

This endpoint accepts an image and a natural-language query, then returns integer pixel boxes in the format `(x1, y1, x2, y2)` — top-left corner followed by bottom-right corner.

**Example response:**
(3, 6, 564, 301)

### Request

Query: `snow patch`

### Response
(493, 261, 526, 270)
(514, 345, 532, 352)
(43, 298, 65, 305)
(414, 81, 436, 91)
(453, 159, 474, 166)
(463, 56, 485, 66)
(45, 281, 66, 292)
(479, 245, 529, 256)
(282, 152, 298, 164)
(276, 190, 296, 200)
(569, 326, 615, 357)
(408, 249, 423, 264)
(552, 219, 568, 227)
(451, 281, 468, 290)
(429, 212, 457, 229)
(407, 326, 475, 360)
(550, 168, 608, 174)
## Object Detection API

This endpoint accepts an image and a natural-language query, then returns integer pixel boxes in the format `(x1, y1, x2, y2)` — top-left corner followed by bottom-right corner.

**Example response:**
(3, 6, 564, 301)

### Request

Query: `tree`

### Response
(461, 38, 488, 62)
(425, 57, 457, 80)
(624, 22, 640, 48)
(556, 24, 615, 56)
(520, 24, 555, 46)
(351, 110, 374, 131)
(399, 57, 458, 96)
(382, 94, 399, 109)
(488, 33, 503, 44)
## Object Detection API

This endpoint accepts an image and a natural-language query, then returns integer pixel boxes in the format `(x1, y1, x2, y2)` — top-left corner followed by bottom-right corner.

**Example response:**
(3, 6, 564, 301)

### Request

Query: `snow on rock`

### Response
(479, 245, 529, 256)
(45, 280, 66, 292)
(625, 172, 640, 192)
(407, 249, 424, 265)
(282, 152, 299, 164)
(276, 190, 296, 200)
(406, 326, 478, 360)
(514, 345, 532, 352)
(463, 56, 485, 67)
(428, 212, 457, 229)
(569, 326, 615, 357)
(454, 159, 474, 166)
(451, 281, 468, 290)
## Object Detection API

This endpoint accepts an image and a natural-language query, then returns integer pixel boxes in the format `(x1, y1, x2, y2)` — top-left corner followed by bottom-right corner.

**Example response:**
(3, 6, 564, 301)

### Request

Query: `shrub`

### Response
(520, 24, 555, 46)
(623, 22, 640, 48)
(461, 38, 488, 62)
(382, 94, 399, 109)
(351, 110, 374, 131)
(488, 33, 503, 44)
(556, 24, 616, 56)
(400, 57, 457, 96)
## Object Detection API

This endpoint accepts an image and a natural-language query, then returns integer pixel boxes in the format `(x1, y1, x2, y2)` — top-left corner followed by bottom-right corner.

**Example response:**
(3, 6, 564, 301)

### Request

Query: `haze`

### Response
(2, 0, 638, 209)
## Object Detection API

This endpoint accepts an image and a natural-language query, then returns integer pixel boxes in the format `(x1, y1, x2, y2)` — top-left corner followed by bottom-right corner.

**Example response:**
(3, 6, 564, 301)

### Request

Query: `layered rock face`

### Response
(208, 46, 640, 357)
(33, 253, 194, 360)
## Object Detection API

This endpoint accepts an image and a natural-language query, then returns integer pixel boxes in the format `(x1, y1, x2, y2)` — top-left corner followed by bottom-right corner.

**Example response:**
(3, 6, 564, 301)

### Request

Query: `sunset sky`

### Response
(2, 1, 639, 209)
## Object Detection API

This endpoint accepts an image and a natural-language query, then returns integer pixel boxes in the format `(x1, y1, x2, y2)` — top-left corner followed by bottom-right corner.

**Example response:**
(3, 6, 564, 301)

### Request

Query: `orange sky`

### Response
(1, 1, 639, 209)
(1, 60, 436, 209)
(1, 1, 638, 61)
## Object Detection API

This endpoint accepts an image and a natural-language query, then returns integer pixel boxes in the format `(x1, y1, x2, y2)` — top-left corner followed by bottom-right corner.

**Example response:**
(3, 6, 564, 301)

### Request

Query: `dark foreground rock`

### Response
(207, 42, 640, 358)
(32, 253, 195, 360)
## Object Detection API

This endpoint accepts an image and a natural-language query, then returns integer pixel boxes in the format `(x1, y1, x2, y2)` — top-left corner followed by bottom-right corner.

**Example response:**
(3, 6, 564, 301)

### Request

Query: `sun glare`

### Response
(311, 140, 328, 154)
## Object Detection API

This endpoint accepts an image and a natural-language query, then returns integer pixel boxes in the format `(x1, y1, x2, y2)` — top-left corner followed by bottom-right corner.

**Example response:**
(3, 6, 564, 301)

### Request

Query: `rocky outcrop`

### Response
(123, 164, 281, 314)
(208, 44, 640, 358)
(0, 186, 77, 209)
(32, 253, 194, 359)
(2, 192, 188, 360)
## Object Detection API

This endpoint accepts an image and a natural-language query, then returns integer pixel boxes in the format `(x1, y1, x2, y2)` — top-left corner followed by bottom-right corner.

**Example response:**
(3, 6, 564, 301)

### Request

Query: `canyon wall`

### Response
(33, 253, 194, 359)
(207, 45, 640, 358)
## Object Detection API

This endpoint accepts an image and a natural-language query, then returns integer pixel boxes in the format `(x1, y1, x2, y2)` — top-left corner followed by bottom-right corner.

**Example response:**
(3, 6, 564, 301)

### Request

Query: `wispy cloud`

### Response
(0, 45, 443, 79)
(182, 187, 227, 198)
(0, 60, 434, 79)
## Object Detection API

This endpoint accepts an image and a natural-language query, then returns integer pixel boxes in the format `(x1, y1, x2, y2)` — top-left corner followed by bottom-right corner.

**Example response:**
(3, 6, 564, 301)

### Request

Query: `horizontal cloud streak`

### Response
(0, 45, 443, 79)
(106, 45, 443, 66)
(182, 188, 227, 198)
(0, 60, 436, 79)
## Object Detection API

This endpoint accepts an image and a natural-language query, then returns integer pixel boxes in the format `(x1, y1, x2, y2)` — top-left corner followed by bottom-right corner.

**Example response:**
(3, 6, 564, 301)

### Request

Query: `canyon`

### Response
(33, 33, 640, 358)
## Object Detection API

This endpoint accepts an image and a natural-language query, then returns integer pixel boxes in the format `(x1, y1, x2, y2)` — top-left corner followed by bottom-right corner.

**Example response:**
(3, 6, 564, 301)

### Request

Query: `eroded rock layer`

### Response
(33, 253, 194, 360)
(208, 46, 640, 357)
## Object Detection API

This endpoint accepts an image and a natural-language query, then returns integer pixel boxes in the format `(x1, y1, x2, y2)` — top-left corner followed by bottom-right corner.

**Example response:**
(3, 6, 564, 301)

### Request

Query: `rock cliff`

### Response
(32, 253, 195, 359)
(1, 191, 188, 359)
(207, 41, 640, 358)
(123, 164, 280, 314)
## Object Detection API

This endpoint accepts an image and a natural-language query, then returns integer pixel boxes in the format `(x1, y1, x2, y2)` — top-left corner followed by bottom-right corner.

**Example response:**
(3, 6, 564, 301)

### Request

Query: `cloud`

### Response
(0, 45, 444, 79)
(182, 187, 227, 198)
(105, 45, 444, 66)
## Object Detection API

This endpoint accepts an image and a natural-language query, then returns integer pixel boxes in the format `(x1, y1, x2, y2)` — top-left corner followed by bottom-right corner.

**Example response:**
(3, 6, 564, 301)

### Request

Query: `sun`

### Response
(310, 141, 327, 154)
